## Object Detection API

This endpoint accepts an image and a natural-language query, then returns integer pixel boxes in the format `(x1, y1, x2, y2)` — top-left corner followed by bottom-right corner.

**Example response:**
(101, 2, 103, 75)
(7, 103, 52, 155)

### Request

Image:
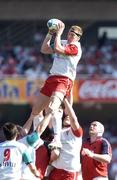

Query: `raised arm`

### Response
(54, 22, 65, 54)
(63, 98, 80, 131)
(23, 111, 44, 134)
(40, 30, 55, 54)
(36, 112, 53, 136)
(23, 116, 33, 134)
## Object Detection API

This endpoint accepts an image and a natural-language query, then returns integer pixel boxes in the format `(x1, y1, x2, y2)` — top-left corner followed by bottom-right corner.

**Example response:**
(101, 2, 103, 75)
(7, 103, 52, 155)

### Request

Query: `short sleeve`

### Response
(22, 150, 33, 165)
(64, 44, 78, 55)
(26, 131, 39, 146)
(101, 138, 112, 156)
(71, 126, 83, 137)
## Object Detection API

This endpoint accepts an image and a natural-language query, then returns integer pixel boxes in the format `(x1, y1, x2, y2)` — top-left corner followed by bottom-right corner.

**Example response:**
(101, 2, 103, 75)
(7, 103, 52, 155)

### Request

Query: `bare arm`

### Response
(63, 98, 80, 130)
(41, 30, 55, 54)
(23, 116, 34, 134)
(82, 148, 111, 163)
(54, 22, 65, 54)
(23, 111, 44, 134)
(28, 163, 40, 178)
(36, 113, 52, 136)
(66, 86, 74, 106)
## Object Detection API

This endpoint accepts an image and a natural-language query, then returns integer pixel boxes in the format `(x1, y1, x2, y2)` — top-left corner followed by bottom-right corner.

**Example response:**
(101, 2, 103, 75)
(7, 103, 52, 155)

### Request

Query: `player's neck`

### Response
(90, 135, 97, 143)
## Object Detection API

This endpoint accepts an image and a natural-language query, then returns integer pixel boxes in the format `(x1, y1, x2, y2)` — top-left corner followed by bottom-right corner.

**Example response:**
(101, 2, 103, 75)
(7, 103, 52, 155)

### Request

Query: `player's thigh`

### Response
(32, 93, 50, 114)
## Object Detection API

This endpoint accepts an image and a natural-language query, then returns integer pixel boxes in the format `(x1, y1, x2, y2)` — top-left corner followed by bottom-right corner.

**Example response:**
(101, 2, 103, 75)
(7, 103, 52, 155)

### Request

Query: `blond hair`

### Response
(70, 25, 83, 37)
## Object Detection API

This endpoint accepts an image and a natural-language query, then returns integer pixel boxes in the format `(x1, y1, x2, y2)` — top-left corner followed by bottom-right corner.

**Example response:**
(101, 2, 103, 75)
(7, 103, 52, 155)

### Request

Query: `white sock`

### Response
(52, 109, 63, 141)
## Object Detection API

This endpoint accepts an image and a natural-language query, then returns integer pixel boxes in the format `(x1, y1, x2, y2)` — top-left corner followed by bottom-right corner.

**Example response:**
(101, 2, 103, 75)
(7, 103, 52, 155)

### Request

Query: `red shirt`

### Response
(81, 137, 112, 180)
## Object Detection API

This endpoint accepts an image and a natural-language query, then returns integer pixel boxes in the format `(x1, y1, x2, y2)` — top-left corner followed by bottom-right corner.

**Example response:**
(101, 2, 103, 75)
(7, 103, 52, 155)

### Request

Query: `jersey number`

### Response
(4, 149, 10, 161)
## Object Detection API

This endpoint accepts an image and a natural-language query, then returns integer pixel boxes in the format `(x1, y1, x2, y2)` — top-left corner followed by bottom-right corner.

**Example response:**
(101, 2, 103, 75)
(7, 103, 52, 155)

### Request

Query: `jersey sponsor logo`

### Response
(0, 161, 16, 167)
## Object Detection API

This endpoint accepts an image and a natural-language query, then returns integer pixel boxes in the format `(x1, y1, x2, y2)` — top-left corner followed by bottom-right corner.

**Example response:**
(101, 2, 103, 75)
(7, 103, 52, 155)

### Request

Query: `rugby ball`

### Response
(47, 18, 60, 30)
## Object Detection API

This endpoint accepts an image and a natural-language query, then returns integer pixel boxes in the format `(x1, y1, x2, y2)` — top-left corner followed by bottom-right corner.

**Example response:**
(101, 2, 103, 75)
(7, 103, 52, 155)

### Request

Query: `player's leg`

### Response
(27, 92, 50, 127)
(47, 91, 64, 148)
(48, 101, 63, 148)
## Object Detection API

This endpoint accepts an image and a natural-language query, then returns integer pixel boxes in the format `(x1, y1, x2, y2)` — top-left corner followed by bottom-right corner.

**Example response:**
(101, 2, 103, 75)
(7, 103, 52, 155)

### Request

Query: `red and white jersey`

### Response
(0, 140, 28, 180)
(50, 40, 82, 81)
(51, 127, 83, 172)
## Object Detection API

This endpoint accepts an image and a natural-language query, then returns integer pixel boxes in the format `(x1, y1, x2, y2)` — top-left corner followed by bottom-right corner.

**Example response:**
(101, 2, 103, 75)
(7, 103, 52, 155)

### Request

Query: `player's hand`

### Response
(34, 170, 40, 178)
(56, 21, 65, 36)
(82, 148, 94, 158)
(48, 29, 57, 35)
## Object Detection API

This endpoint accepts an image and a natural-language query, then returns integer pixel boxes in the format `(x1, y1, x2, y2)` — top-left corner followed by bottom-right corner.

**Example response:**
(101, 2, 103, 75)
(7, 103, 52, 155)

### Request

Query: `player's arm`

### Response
(82, 148, 111, 163)
(54, 22, 65, 54)
(41, 30, 55, 54)
(23, 151, 40, 177)
(23, 114, 35, 134)
(66, 85, 74, 106)
(82, 139, 112, 163)
(23, 111, 44, 134)
(25, 113, 53, 146)
(63, 98, 83, 137)
(36, 112, 53, 136)
(27, 163, 40, 178)
(54, 23, 78, 56)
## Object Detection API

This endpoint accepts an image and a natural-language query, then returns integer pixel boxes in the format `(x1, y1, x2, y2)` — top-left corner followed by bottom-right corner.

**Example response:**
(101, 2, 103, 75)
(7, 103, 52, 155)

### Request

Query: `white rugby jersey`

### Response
(0, 140, 29, 180)
(50, 40, 82, 81)
(52, 127, 82, 172)
(19, 131, 43, 180)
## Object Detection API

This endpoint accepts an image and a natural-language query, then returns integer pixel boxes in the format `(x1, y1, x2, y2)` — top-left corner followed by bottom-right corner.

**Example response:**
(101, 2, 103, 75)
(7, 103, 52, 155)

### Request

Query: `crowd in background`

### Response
(0, 31, 117, 80)
(77, 43, 117, 78)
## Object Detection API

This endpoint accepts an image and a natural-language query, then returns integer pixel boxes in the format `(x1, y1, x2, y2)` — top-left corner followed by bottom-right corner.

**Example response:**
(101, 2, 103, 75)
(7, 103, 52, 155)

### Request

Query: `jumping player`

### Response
(27, 20, 83, 147)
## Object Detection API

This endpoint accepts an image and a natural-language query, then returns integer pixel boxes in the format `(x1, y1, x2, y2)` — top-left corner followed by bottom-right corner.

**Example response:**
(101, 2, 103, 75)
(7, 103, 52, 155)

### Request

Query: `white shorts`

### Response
(93, 177, 108, 180)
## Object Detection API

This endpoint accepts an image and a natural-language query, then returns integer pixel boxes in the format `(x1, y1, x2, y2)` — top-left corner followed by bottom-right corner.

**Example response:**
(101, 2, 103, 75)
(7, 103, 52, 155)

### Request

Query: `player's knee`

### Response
(48, 92, 65, 112)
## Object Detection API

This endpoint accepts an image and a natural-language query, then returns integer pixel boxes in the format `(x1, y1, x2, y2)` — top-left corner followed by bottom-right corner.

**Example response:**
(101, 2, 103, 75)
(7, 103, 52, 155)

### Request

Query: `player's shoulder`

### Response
(15, 140, 28, 150)
(101, 137, 111, 145)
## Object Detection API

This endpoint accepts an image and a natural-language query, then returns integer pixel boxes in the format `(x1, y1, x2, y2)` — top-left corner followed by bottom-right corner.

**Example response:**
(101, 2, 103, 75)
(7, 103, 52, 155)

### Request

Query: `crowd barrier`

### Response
(0, 77, 117, 104)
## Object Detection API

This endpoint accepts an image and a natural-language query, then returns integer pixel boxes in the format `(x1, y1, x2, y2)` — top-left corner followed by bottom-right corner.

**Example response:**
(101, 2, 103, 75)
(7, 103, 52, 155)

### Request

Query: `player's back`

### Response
(0, 140, 27, 180)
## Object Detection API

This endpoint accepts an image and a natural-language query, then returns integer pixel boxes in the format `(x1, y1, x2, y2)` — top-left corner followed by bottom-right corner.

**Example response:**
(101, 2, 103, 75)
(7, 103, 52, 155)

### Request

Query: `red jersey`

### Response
(81, 137, 112, 180)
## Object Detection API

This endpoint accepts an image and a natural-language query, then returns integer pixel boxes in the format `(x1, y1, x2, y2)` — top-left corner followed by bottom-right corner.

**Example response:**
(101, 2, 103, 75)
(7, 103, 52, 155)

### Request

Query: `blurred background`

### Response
(0, 0, 117, 179)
